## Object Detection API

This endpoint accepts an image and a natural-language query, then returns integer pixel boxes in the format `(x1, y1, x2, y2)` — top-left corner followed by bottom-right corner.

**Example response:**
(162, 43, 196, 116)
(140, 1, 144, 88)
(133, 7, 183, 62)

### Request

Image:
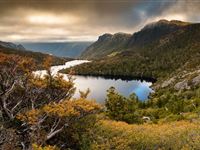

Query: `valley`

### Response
(1, 0, 200, 149)
(20, 42, 92, 58)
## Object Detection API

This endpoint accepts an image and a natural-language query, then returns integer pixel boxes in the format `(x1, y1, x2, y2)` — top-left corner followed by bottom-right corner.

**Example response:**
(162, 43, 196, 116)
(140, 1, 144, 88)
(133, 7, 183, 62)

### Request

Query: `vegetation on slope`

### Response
(80, 19, 191, 59)
(62, 21, 200, 80)
(105, 84, 200, 124)
(1, 20, 200, 150)
(0, 51, 200, 149)
(83, 119, 200, 150)
(80, 33, 131, 59)
(22, 42, 92, 58)
(0, 45, 71, 68)
(0, 54, 101, 149)
(57, 20, 200, 150)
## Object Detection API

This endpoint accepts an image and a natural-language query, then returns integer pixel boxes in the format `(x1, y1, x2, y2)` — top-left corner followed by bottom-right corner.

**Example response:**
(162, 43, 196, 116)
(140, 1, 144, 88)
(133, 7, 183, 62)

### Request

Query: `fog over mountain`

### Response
(20, 42, 92, 58)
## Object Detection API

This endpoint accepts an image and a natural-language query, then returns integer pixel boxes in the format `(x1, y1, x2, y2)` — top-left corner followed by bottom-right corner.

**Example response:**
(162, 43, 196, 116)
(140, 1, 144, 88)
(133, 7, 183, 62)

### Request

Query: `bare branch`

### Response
(11, 100, 22, 112)
(46, 126, 64, 141)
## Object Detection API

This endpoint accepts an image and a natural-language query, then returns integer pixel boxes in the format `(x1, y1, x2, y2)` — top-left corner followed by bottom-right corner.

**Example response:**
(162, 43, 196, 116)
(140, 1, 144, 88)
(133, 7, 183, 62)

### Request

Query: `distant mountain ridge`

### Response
(0, 41, 26, 50)
(81, 20, 193, 59)
(21, 42, 92, 58)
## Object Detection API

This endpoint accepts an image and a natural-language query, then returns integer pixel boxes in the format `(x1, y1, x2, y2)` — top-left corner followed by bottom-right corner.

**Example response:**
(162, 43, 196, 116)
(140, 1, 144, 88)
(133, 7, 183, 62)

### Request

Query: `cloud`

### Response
(0, 0, 199, 42)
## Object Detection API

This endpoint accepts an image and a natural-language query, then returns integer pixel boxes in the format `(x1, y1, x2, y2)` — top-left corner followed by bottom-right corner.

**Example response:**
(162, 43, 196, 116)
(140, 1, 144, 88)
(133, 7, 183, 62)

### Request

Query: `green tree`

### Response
(105, 87, 141, 123)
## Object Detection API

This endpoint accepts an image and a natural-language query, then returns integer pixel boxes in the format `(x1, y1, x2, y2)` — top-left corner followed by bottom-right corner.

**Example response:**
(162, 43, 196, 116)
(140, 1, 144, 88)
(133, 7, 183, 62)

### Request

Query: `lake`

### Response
(34, 60, 154, 103)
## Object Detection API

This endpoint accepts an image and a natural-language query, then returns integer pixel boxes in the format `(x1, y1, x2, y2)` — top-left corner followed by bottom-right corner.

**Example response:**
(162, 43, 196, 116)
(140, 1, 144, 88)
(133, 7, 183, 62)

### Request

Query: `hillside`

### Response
(81, 19, 191, 59)
(81, 33, 131, 58)
(0, 40, 26, 50)
(21, 42, 92, 58)
(63, 20, 200, 80)
(0, 45, 70, 68)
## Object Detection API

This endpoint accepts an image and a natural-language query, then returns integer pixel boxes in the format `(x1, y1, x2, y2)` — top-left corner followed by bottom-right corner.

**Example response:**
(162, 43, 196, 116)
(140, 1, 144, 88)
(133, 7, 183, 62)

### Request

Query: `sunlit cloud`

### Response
(0, 0, 199, 42)
(8, 35, 24, 41)
(159, 14, 186, 21)
(26, 13, 79, 25)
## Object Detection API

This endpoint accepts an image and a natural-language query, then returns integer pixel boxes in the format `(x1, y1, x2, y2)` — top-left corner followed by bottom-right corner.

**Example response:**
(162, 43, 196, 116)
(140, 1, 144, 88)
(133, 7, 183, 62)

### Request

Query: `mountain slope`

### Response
(63, 20, 200, 80)
(80, 33, 131, 59)
(0, 41, 26, 50)
(127, 19, 190, 47)
(0, 45, 70, 68)
(81, 20, 191, 59)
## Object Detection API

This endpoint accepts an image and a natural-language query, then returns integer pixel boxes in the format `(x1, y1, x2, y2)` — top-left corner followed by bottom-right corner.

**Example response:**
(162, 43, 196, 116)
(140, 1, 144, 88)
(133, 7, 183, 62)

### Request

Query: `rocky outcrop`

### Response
(192, 75, 200, 86)
(174, 80, 190, 90)
(173, 72, 200, 90)
(161, 77, 175, 88)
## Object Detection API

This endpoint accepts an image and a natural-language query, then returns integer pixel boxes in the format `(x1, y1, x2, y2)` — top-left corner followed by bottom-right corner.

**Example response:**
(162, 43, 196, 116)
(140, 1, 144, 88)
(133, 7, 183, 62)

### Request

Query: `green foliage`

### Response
(62, 23, 200, 80)
(104, 85, 200, 124)
(105, 87, 142, 123)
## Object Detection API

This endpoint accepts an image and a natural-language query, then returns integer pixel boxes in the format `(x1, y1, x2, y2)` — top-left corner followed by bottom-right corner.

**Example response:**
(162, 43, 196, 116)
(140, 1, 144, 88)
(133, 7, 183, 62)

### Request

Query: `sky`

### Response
(0, 0, 200, 42)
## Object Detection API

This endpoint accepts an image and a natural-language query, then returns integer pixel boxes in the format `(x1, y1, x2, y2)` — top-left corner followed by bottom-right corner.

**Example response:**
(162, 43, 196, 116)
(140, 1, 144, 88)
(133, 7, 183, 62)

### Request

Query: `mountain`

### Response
(0, 41, 26, 50)
(21, 42, 92, 58)
(127, 19, 190, 47)
(80, 20, 191, 59)
(63, 20, 200, 80)
(81, 33, 131, 58)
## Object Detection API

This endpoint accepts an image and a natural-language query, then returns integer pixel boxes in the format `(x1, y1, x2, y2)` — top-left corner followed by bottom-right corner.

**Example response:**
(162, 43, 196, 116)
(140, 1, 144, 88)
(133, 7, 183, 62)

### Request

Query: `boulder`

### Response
(192, 75, 200, 86)
(174, 80, 190, 90)
(161, 77, 175, 88)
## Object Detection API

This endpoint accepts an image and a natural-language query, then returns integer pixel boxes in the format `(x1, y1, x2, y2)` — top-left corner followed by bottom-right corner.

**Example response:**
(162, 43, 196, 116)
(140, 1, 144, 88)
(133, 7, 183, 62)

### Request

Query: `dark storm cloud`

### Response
(0, 0, 199, 42)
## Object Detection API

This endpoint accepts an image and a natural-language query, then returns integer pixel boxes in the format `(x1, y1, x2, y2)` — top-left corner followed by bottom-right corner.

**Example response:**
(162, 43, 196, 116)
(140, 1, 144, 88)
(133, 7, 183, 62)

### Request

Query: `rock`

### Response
(161, 77, 175, 88)
(142, 116, 151, 121)
(192, 75, 200, 86)
(174, 80, 190, 90)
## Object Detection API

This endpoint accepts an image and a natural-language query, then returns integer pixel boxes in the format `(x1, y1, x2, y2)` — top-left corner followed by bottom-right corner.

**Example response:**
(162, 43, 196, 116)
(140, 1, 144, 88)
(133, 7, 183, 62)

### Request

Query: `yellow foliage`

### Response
(29, 76, 47, 88)
(32, 144, 59, 150)
(90, 119, 200, 150)
(50, 74, 74, 89)
(0, 52, 14, 63)
(30, 73, 75, 92)
(17, 109, 40, 125)
(17, 99, 101, 124)
(43, 56, 53, 70)
(43, 99, 101, 117)
(43, 101, 80, 117)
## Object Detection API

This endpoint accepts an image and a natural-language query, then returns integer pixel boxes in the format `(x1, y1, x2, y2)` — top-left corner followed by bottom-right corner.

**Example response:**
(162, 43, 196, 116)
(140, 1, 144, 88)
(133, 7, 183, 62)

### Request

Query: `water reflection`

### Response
(71, 75, 153, 103)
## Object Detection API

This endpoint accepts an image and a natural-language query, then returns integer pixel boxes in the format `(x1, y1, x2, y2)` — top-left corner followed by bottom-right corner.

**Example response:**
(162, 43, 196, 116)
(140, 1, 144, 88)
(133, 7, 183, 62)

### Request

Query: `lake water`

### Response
(34, 60, 154, 103)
